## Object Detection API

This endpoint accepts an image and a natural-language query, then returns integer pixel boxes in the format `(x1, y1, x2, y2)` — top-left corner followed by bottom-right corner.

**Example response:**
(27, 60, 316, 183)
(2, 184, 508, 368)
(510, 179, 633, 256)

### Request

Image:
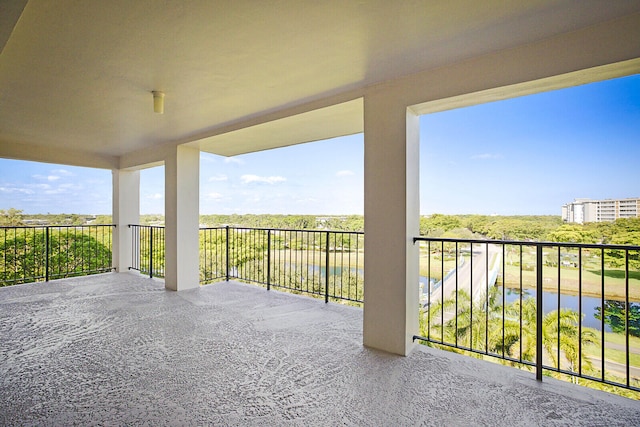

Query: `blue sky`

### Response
(1, 74, 638, 216)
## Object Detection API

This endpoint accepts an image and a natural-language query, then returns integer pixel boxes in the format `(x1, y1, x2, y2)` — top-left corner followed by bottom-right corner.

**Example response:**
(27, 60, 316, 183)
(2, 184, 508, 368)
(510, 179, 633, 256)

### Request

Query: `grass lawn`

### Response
(583, 345, 640, 369)
(501, 247, 640, 300)
(257, 247, 640, 303)
(590, 332, 640, 370)
(502, 264, 640, 300)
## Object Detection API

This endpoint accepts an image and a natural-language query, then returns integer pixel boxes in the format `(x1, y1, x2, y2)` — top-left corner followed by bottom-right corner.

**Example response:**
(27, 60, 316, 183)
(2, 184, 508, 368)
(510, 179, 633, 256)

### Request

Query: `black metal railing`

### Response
(413, 237, 640, 392)
(201, 226, 364, 304)
(0, 225, 115, 286)
(133, 225, 364, 304)
(5, 222, 638, 392)
(200, 226, 228, 283)
(129, 225, 165, 278)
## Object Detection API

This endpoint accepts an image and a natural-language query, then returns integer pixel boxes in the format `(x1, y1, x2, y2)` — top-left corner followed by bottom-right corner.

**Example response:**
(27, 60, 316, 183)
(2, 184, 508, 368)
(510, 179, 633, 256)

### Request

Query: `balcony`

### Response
(3, 224, 640, 403)
(1, 272, 639, 425)
(2, 4, 640, 424)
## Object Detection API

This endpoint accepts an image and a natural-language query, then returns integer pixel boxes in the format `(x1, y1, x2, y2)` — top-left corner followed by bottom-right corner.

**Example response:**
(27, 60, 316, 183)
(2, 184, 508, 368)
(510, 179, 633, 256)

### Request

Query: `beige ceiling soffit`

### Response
(411, 57, 640, 116)
(120, 98, 363, 166)
(0, 0, 27, 56)
(373, 12, 640, 112)
(175, 90, 364, 148)
(118, 141, 178, 171)
(0, 140, 118, 169)
(193, 98, 364, 157)
(118, 160, 164, 172)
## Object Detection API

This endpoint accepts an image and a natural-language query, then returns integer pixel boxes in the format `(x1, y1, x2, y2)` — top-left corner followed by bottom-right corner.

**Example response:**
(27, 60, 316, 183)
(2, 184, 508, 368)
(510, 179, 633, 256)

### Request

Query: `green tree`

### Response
(542, 309, 599, 380)
(548, 224, 598, 244)
(422, 287, 521, 357)
(420, 214, 462, 235)
(506, 298, 599, 377)
(594, 301, 640, 337)
(0, 208, 24, 226)
(342, 215, 364, 232)
(421, 290, 600, 378)
(0, 229, 112, 286)
(93, 215, 113, 225)
(603, 231, 640, 270)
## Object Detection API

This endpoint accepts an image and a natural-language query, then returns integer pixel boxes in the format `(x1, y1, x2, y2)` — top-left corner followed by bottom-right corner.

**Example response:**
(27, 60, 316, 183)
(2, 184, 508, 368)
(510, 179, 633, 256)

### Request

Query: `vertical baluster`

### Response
(45, 226, 50, 282)
(536, 244, 543, 381)
(325, 231, 330, 303)
(600, 247, 605, 382)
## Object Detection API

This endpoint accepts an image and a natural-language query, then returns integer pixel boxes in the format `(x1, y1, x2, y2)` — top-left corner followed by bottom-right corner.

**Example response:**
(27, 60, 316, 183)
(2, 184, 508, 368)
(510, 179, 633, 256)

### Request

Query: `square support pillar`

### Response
(363, 92, 420, 356)
(164, 145, 200, 291)
(112, 169, 140, 273)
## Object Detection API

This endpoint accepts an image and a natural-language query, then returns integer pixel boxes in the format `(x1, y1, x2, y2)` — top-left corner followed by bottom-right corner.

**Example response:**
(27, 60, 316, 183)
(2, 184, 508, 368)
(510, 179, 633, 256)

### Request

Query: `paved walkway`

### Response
(1, 273, 638, 426)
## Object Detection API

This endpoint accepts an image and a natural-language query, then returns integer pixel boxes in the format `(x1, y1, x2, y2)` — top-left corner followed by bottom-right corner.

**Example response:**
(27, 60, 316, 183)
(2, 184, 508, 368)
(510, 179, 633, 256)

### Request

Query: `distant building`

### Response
(315, 216, 347, 229)
(562, 198, 640, 223)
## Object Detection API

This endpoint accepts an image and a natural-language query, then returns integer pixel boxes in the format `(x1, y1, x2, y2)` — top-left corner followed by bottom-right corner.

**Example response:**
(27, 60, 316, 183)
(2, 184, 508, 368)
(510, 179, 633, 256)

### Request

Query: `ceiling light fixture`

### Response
(152, 91, 165, 114)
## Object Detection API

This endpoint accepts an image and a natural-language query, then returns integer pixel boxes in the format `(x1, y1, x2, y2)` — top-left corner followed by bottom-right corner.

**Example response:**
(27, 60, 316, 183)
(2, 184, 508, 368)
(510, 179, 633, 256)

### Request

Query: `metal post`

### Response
(128, 225, 132, 271)
(325, 231, 330, 303)
(626, 249, 630, 388)
(149, 226, 153, 278)
(267, 230, 271, 291)
(225, 226, 230, 282)
(45, 226, 50, 282)
(536, 244, 543, 381)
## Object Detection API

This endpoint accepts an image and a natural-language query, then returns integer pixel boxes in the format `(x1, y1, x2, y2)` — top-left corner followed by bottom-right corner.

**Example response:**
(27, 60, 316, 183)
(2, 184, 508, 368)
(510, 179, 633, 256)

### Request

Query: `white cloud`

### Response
(206, 192, 223, 200)
(32, 174, 60, 181)
(240, 174, 286, 185)
(0, 185, 34, 194)
(336, 170, 355, 177)
(42, 183, 81, 195)
(200, 154, 218, 163)
(224, 157, 244, 165)
(245, 195, 263, 203)
(52, 169, 73, 176)
(33, 169, 74, 182)
(471, 153, 502, 160)
(296, 197, 319, 204)
(208, 174, 228, 182)
(146, 193, 163, 199)
(44, 187, 64, 195)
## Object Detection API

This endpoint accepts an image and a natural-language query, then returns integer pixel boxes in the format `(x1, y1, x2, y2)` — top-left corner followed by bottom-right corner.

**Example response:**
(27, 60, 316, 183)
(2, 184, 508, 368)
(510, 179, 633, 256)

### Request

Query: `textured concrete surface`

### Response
(1, 273, 638, 426)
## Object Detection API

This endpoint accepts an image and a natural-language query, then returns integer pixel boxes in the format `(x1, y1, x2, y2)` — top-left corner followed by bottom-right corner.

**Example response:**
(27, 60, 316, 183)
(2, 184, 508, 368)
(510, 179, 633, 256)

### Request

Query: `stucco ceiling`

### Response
(1, 1, 640, 166)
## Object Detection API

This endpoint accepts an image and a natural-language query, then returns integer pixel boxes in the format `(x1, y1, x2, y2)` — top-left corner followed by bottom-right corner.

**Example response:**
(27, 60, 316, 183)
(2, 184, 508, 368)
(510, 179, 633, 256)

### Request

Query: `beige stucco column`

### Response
(164, 145, 200, 291)
(112, 169, 140, 273)
(363, 91, 420, 356)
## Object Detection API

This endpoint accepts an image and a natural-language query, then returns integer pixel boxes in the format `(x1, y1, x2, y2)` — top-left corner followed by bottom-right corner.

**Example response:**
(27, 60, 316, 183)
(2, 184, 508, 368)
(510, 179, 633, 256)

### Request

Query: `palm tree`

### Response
(543, 308, 599, 382)
(506, 298, 600, 381)
(421, 288, 600, 382)
(421, 287, 521, 358)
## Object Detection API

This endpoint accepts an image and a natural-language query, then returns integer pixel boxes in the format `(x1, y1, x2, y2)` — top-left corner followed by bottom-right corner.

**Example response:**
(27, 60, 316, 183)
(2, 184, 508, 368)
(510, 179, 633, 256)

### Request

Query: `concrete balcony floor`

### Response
(1, 274, 638, 426)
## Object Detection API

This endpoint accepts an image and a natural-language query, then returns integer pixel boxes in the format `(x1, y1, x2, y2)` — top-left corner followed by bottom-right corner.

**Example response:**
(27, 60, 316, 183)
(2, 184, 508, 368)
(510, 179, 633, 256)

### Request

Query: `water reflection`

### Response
(502, 287, 640, 332)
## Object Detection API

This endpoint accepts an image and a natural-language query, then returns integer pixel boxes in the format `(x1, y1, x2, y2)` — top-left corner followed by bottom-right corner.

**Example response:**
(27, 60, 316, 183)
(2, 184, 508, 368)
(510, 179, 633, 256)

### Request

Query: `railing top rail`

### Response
(127, 224, 165, 229)
(1, 224, 115, 230)
(413, 236, 640, 251)
(198, 225, 365, 235)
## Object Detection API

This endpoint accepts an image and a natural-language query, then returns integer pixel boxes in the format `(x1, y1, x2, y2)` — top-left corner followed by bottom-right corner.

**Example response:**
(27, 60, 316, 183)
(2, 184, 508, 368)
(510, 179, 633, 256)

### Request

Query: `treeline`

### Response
(0, 210, 364, 230)
(420, 213, 640, 245)
(420, 214, 562, 240)
(3, 209, 639, 246)
(0, 209, 112, 226)
(199, 214, 364, 231)
(130, 213, 364, 230)
(0, 226, 114, 286)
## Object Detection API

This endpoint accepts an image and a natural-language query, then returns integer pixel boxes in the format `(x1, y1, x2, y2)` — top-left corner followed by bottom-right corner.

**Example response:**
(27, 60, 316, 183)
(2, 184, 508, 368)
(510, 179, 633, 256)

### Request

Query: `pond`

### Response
(418, 277, 638, 333)
(502, 287, 639, 332)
